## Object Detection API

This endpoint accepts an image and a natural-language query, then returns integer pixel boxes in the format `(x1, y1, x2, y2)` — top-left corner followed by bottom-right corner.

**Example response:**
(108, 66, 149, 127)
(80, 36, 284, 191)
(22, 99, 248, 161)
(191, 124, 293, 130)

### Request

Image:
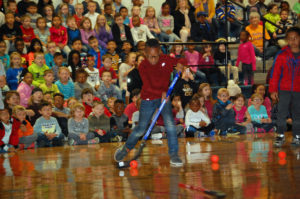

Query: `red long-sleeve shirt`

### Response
(20, 25, 35, 43)
(139, 54, 177, 100)
(49, 26, 68, 46)
(0, 119, 20, 147)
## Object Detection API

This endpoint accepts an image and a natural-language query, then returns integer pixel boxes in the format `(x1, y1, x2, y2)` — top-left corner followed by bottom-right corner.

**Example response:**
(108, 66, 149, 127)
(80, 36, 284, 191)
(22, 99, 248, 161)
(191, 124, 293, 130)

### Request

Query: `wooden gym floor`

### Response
(0, 132, 300, 199)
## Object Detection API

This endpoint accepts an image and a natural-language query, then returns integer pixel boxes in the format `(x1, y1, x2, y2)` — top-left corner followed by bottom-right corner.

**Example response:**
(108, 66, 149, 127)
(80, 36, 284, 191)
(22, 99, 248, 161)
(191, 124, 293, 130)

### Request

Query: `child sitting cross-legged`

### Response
(248, 93, 275, 133)
(68, 103, 99, 146)
(52, 93, 70, 138)
(88, 101, 119, 142)
(185, 96, 215, 137)
(13, 105, 37, 149)
(34, 101, 64, 147)
(232, 94, 253, 133)
(212, 88, 246, 135)
(74, 68, 94, 100)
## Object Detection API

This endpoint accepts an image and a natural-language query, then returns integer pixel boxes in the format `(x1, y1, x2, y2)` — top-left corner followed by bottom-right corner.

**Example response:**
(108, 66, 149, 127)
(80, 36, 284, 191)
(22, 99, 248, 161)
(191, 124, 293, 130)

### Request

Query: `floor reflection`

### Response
(0, 133, 300, 198)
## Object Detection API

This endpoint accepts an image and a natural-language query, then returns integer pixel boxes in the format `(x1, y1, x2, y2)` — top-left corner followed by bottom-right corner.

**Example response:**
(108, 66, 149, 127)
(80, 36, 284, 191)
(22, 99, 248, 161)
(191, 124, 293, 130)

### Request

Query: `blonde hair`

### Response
(217, 88, 229, 96)
(198, 83, 214, 102)
(34, 52, 45, 59)
(58, 66, 70, 74)
(58, 3, 70, 17)
(251, 93, 264, 101)
(10, 52, 22, 68)
(92, 100, 104, 108)
(95, 14, 111, 33)
(75, 3, 83, 9)
(145, 6, 156, 18)
(70, 103, 85, 117)
(21, 15, 31, 23)
(170, 40, 184, 55)
(175, 0, 190, 10)
(125, 52, 137, 64)
(12, 105, 26, 115)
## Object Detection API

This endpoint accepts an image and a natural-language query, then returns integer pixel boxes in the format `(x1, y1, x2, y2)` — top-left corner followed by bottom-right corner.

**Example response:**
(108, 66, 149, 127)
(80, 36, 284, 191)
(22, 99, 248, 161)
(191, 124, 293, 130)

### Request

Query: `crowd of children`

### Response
(0, 0, 299, 152)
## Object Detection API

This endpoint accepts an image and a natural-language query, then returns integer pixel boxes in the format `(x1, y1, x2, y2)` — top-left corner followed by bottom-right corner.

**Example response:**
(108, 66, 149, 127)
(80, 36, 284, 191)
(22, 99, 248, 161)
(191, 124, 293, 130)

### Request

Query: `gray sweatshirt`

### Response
(68, 118, 89, 135)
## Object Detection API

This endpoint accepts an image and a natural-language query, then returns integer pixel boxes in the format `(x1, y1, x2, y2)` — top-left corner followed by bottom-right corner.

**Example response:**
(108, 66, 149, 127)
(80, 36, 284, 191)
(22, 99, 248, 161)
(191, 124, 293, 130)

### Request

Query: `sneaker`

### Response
(170, 154, 183, 167)
(151, 133, 163, 140)
(231, 37, 236, 42)
(114, 145, 129, 162)
(274, 134, 285, 147)
(68, 138, 76, 146)
(194, 131, 205, 138)
(255, 127, 266, 133)
(111, 135, 122, 142)
(219, 131, 227, 136)
(291, 136, 300, 147)
(88, 137, 99, 144)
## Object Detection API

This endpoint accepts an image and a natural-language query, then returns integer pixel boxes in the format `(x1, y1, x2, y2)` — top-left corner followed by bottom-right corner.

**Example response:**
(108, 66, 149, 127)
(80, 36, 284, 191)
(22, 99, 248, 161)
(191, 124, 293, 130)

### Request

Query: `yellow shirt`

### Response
(39, 83, 60, 97)
(246, 24, 270, 48)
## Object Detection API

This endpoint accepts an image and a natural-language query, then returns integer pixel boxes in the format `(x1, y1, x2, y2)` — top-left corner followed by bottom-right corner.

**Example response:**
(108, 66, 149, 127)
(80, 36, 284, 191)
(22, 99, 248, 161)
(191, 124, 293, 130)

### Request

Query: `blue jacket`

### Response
(6, 68, 24, 90)
(212, 99, 235, 131)
(88, 47, 106, 69)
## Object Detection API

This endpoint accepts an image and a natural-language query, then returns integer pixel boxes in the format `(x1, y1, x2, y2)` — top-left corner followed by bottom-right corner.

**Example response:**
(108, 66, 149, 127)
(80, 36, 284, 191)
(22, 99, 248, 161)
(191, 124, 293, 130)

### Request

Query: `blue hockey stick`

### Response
(117, 72, 180, 168)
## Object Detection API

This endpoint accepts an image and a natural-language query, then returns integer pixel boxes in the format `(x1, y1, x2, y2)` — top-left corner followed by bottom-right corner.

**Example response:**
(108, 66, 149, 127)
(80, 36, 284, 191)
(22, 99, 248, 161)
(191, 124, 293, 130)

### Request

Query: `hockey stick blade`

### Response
(116, 142, 146, 169)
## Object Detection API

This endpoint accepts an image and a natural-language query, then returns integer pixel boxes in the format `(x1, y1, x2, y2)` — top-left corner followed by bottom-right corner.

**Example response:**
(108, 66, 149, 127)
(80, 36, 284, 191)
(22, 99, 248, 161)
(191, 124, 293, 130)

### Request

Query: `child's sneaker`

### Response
(274, 134, 285, 147)
(219, 130, 227, 136)
(291, 135, 300, 147)
(111, 135, 122, 142)
(170, 154, 183, 167)
(114, 145, 129, 162)
(68, 139, 76, 146)
(255, 127, 266, 133)
(151, 133, 163, 140)
(26, 143, 35, 149)
(88, 137, 99, 144)
(194, 131, 205, 138)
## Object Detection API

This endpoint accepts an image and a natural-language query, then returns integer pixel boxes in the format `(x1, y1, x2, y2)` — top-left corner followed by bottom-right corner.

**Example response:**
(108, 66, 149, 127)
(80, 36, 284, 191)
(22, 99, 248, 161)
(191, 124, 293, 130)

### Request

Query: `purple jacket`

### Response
(95, 27, 113, 49)
(80, 29, 97, 45)
(17, 81, 34, 108)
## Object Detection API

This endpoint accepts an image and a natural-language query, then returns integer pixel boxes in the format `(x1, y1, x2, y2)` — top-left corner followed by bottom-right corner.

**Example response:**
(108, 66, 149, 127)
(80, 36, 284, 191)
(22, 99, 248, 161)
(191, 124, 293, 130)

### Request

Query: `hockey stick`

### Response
(178, 183, 226, 198)
(117, 73, 180, 169)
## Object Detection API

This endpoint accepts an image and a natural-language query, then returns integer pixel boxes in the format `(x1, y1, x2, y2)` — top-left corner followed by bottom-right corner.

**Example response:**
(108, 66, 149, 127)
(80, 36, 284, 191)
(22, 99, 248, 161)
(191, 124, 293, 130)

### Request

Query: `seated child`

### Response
(6, 52, 24, 90)
(17, 71, 34, 108)
(99, 54, 117, 84)
(52, 52, 64, 81)
(84, 54, 100, 91)
(107, 97, 116, 115)
(34, 102, 64, 147)
(96, 71, 122, 104)
(88, 101, 115, 143)
(0, 108, 19, 153)
(0, 40, 11, 71)
(248, 93, 275, 133)
(185, 96, 214, 137)
(52, 93, 70, 137)
(55, 67, 75, 100)
(45, 42, 57, 68)
(106, 40, 120, 71)
(81, 88, 111, 118)
(39, 69, 60, 98)
(124, 89, 140, 123)
(212, 88, 246, 135)
(68, 103, 99, 145)
(88, 36, 105, 69)
(74, 68, 94, 99)
(248, 84, 272, 117)
(110, 99, 131, 141)
(13, 105, 37, 149)
(28, 52, 49, 87)
(233, 94, 253, 133)
(27, 87, 44, 125)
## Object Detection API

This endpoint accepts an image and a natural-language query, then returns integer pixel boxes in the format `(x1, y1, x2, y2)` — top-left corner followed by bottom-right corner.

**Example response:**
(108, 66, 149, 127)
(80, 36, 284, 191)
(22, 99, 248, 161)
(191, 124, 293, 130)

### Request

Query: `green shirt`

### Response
(293, 2, 300, 14)
(28, 62, 49, 87)
(39, 83, 60, 97)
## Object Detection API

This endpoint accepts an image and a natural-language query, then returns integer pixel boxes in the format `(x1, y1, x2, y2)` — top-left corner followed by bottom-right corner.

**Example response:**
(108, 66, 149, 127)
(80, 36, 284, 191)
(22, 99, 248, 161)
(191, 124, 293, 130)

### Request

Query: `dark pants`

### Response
(252, 121, 274, 132)
(56, 117, 69, 137)
(242, 63, 253, 85)
(37, 133, 64, 147)
(254, 45, 279, 60)
(185, 123, 214, 137)
(277, 91, 300, 137)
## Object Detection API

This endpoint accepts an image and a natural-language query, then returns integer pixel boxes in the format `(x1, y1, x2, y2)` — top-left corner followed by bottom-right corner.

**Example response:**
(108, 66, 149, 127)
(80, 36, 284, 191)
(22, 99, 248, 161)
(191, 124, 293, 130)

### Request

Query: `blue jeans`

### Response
(125, 99, 179, 155)
(37, 133, 64, 147)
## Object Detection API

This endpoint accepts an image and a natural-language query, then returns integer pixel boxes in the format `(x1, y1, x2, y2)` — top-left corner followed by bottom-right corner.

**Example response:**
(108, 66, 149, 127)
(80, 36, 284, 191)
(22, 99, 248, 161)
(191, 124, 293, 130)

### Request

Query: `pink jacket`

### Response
(17, 81, 34, 108)
(236, 41, 256, 71)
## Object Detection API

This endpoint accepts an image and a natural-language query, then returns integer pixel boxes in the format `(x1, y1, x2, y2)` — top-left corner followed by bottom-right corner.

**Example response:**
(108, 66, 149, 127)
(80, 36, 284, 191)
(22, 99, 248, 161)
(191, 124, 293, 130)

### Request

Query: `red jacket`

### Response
(269, 46, 300, 93)
(83, 97, 111, 118)
(0, 118, 21, 147)
(49, 26, 68, 46)
(139, 54, 177, 100)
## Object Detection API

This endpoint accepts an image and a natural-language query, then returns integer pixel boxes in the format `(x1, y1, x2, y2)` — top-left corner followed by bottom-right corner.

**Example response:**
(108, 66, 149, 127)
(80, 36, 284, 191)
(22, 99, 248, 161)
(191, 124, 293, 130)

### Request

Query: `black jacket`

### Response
(191, 21, 217, 42)
(111, 23, 134, 49)
(172, 9, 195, 37)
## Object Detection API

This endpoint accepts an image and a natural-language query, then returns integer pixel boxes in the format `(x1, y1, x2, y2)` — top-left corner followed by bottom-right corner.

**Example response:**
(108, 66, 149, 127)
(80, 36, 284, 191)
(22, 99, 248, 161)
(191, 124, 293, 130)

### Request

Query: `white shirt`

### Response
(85, 12, 100, 29)
(2, 122, 12, 145)
(118, 63, 132, 90)
(85, 68, 100, 88)
(130, 24, 154, 45)
(185, 110, 211, 129)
